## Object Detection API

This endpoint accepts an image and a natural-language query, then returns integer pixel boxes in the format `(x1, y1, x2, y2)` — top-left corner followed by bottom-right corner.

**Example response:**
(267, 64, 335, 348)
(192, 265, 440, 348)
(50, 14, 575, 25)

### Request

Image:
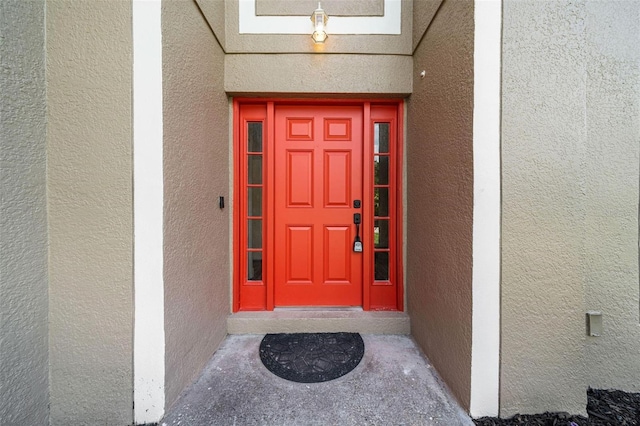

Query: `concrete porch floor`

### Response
(161, 334, 474, 426)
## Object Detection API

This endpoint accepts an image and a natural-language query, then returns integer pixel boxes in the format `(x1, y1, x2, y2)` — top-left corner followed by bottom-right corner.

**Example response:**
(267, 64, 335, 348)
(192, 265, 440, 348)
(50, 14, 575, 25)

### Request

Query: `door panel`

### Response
(324, 151, 351, 207)
(287, 151, 314, 206)
(286, 226, 313, 282)
(324, 226, 351, 282)
(274, 105, 363, 306)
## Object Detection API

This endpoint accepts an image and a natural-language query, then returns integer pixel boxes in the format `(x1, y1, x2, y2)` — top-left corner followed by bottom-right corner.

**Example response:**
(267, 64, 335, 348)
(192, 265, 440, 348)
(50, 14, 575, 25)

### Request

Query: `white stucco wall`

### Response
(470, 0, 501, 417)
(0, 2, 49, 424)
(501, 0, 640, 416)
(133, 1, 165, 422)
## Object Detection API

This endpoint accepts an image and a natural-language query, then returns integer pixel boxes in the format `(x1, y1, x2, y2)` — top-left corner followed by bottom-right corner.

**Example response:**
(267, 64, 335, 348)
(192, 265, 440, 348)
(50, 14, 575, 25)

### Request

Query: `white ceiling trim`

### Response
(239, 0, 401, 35)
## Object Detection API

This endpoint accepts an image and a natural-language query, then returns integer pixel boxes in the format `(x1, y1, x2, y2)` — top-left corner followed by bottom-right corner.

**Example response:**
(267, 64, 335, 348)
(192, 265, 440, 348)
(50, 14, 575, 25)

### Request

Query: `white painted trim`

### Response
(133, 0, 165, 423)
(239, 0, 401, 35)
(470, 0, 501, 418)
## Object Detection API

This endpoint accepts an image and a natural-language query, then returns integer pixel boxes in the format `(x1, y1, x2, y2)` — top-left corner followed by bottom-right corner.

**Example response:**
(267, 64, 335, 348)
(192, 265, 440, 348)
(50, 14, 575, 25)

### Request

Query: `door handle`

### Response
(353, 214, 363, 252)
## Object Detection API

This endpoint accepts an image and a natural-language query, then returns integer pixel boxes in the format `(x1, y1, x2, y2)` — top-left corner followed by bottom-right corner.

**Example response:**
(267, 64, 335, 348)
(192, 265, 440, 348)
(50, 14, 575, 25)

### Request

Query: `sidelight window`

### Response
(246, 122, 263, 281)
(373, 123, 391, 282)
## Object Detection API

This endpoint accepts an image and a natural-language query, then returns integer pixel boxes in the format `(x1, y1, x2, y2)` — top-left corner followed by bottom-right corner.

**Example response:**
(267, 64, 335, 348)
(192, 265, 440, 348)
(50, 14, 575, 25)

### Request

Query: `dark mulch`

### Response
(474, 389, 640, 426)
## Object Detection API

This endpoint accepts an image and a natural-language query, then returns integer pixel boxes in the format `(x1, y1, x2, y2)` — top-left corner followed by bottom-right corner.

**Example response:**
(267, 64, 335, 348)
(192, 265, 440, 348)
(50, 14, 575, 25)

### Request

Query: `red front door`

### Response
(234, 100, 403, 312)
(273, 105, 363, 306)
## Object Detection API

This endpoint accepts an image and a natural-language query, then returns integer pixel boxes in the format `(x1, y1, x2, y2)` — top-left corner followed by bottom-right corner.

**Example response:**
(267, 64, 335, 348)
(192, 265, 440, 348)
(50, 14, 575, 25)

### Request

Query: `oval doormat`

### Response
(259, 332, 365, 383)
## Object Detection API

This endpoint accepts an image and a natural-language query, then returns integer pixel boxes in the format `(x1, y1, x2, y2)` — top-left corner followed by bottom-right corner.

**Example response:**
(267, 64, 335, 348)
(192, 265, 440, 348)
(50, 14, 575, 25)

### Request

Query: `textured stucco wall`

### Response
(582, 0, 640, 393)
(0, 1, 49, 425)
(502, 0, 593, 416)
(225, 54, 412, 95)
(47, 2, 134, 424)
(222, 0, 412, 54)
(412, 0, 442, 51)
(162, 0, 230, 409)
(406, 0, 474, 411)
(255, 0, 385, 17)
(195, 0, 226, 47)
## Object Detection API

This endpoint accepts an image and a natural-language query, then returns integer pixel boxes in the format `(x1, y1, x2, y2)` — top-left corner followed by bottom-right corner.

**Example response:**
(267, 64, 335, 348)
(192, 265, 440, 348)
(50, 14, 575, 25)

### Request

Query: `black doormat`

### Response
(259, 332, 365, 383)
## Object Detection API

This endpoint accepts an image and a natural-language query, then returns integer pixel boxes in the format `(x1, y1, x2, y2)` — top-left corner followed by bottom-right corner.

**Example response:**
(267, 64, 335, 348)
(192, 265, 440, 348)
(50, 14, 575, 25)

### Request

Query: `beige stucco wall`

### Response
(502, 0, 640, 416)
(47, 2, 134, 424)
(500, 0, 639, 416)
(412, 0, 442, 52)
(195, 0, 226, 47)
(15, 1, 635, 422)
(0, 1, 49, 425)
(219, 0, 414, 95)
(255, 0, 385, 17)
(222, 0, 412, 54)
(225, 54, 412, 95)
(582, 0, 640, 393)
(501, 0, 587, 415)
(162, 0, 230, 409)
(406, 0, 474, 411)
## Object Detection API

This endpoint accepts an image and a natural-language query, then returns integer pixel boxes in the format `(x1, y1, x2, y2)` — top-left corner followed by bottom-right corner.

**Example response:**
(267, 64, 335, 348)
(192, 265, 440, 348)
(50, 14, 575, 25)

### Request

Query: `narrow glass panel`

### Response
(247, 251, 263, 281)
(248, 155, 262, 184)
(248, 122, 263, 152)
(374, 252, 389, 280)
(374, 123, 390, 154)
(374, 187, 389, 217)
(374, 219, 389, 249)
(248, 219, 262, 248)
(374, 155, 389, 185)
(248, 187, 262, 217)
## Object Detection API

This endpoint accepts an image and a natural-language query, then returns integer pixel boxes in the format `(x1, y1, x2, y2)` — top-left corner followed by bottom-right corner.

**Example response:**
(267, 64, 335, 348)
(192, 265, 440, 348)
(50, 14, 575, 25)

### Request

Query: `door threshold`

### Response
(227, 310, 409, 335)
(274, 307, 364, 312)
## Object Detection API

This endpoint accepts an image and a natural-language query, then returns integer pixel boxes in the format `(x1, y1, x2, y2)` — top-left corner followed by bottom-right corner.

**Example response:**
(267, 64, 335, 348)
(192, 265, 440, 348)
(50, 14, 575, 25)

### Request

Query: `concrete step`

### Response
(227, 310, 410, 334)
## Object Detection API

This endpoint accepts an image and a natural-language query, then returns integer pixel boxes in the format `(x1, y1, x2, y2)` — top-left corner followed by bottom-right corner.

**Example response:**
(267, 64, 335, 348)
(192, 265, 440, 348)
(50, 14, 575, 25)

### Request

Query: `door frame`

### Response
(233, 98, 404, 312)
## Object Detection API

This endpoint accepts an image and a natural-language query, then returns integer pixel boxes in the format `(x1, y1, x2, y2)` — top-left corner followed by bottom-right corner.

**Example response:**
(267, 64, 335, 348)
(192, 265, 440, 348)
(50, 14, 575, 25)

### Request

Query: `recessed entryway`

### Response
(160, 335, 474, 425)
(233, 100, 404, 312)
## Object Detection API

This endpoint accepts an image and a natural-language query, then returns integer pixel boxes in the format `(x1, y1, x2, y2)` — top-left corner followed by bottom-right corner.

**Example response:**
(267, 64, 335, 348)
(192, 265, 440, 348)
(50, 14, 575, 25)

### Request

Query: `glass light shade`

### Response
(311, 3, 328, 44)
(312, 29, 327, 43)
